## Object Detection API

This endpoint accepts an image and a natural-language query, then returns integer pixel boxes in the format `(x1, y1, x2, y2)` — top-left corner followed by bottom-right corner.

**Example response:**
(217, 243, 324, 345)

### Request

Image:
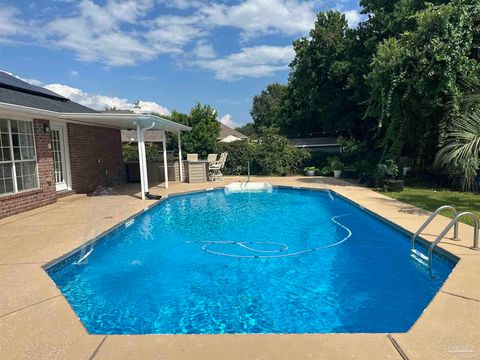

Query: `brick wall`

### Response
(67, 123, 124, 193)
(0, 119, 56, 219)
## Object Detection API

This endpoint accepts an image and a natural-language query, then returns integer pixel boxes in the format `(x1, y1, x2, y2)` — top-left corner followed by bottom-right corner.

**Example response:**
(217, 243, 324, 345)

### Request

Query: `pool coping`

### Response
(1, 176, 479, 360)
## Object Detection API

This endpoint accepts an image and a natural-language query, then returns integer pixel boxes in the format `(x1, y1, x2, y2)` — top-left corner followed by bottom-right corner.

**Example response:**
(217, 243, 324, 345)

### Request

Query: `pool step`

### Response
(410, 249, 429, 267)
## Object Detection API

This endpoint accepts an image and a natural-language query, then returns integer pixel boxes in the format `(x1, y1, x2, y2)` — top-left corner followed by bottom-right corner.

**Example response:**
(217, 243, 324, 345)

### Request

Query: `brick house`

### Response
(0, 71, 190, 219)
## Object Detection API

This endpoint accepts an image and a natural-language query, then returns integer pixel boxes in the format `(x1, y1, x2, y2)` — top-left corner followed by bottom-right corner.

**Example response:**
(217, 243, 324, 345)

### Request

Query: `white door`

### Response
(51, 124, 70, 191)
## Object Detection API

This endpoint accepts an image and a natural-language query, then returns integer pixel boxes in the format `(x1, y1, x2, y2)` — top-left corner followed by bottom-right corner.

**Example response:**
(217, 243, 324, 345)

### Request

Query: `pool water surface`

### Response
(47, 188, 455, 334)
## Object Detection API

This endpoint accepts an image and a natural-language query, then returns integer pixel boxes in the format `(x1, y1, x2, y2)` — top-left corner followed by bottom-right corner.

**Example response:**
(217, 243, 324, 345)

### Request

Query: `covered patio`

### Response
(59, 112, 191, 199)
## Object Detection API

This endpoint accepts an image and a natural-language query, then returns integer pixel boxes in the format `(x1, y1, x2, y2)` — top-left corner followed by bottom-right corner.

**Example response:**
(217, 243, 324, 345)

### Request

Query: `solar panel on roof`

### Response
(0, 71, 68, 100)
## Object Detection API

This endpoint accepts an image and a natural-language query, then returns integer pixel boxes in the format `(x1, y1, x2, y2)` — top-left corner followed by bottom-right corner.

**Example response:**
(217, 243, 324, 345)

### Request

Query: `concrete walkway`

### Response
(1, 176, 478, 359)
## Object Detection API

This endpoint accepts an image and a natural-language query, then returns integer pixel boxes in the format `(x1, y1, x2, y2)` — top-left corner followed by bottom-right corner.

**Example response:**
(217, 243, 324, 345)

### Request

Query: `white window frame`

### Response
(0, 118, 40, 196)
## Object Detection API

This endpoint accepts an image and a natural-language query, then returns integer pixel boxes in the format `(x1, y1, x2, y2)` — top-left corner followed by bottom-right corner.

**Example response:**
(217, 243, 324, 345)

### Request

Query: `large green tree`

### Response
(283, 11, 359, 137)
(250, 83, 287, 131)
(181, 103, 220, 158)
(366, 0, 480, 161)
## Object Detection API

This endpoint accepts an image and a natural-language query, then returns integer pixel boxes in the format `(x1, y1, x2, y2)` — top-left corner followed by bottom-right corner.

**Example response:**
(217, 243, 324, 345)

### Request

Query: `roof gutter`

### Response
(0, 102, 191, 132)
(0, 101, 61, 120)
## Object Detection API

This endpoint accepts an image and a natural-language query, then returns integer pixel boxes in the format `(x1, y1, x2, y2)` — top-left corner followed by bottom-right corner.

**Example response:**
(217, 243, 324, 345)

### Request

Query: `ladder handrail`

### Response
(411, 205, 459, 250)
(428, 211, 479, 268)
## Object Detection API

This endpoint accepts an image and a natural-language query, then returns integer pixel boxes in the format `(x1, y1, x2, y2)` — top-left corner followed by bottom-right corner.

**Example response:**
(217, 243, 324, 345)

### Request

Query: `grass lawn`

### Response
(382, 187, 480, 226)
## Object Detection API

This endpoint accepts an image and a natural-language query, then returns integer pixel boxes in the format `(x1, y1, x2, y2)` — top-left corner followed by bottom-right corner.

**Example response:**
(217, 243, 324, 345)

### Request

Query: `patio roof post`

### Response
(177, 132, 184, 182)
(162, 130, 169, 189)
(136, 123, 147, 200)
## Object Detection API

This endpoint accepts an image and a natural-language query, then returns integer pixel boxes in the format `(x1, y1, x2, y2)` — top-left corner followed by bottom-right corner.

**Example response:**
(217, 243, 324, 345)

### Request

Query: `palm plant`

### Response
(434, 99, 480, 191)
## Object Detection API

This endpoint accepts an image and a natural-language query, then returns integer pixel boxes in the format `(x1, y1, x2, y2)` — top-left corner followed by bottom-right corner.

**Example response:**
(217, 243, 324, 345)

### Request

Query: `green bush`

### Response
(122, 144, 164, 163)
(218, 140, 258, 175)
(321, 156, 344, 175)
(218, 131, 310, 176)
(377, 159, 399, 179)
(256, 130, 310, 175)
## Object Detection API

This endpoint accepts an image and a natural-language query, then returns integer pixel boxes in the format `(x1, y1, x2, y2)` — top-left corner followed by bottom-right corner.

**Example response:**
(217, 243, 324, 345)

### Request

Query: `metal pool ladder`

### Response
(411, 205, 480, 269)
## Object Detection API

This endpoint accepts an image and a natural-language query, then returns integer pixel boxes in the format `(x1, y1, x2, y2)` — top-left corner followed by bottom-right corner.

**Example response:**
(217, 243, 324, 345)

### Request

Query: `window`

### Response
(0, 119, 38, 195)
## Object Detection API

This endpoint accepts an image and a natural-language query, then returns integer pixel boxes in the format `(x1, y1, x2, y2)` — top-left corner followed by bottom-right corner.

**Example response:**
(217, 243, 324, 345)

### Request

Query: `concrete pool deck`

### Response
(0, 176, 478, 359)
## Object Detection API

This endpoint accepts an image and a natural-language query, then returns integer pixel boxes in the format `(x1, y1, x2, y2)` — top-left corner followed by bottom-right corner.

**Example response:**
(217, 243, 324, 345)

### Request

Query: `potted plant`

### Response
(304, 166, 316, 176)
(377, 160, 404, 191)
(331, 157, 344, 178)
(321, 157, 344, 178)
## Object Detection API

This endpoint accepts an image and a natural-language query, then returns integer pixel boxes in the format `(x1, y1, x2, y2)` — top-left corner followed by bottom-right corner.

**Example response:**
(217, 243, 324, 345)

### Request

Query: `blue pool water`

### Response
(47, 188, 455, 334)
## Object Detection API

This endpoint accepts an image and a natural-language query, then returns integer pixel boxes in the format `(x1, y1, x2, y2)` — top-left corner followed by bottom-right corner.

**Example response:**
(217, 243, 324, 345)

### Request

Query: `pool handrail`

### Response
(428, 211, 479, 268)
(411, 205, 459, 251)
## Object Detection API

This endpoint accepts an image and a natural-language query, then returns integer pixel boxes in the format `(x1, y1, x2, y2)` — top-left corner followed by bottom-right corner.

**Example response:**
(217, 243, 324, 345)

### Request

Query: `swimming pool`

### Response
(47, 188, 455, 334)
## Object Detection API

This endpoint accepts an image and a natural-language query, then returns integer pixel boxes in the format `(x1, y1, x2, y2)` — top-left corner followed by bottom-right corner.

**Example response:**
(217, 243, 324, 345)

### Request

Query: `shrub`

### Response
(122, 144, 164, 163)
(256, 130, 310, 175)
(218, 140, 258, 175)
(321, 157, 344, 175)
(218, 131, 310, 176)
(377, 159, 399, 179)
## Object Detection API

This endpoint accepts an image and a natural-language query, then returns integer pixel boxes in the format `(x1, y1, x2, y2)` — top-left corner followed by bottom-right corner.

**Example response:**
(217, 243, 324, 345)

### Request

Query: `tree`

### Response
(435, 88, 480, 191)
(366, 0, 480, 162)
(284, 11, 359, 137)
(181, 103, 220, 158)
(250, 83, 287, 131)
(236, 123, 256, 137)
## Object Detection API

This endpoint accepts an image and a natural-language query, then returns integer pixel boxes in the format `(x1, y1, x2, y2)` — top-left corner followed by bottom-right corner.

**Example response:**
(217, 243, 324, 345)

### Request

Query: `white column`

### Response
(141, 129, 149, 194)
(137, 124, 146, 200)
(162, 130, 169, 189)
(177, 132, 184, 182)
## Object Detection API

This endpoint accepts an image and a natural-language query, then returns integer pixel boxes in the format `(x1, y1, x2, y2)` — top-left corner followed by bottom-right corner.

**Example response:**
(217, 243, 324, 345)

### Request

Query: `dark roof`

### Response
(122, 129, 164, 143)
(0, 71, 97, 113)
(0, 71, 67, 99)
(219, 123, 247, 140)
(289, 137, 340, 147)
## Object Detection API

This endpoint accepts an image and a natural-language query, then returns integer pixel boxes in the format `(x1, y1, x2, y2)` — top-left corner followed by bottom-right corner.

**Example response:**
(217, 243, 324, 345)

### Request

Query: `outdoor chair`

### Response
(207, 154, 218, 163)
(208, 152, 228, 182)
(187, 153, 198, 162)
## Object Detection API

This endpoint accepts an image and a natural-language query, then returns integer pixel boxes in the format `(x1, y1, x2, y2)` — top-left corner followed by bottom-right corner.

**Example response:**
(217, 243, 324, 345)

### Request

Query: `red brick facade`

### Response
(0, 119, 124, 219)
(67, 123, 124, 194)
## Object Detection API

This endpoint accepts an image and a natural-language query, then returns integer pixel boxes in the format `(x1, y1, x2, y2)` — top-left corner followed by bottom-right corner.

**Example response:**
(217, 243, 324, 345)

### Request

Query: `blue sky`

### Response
(0, 0, 362, 128)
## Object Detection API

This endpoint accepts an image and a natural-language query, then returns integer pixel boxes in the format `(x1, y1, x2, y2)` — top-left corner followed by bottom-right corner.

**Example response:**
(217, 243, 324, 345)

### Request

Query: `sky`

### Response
(0, 0, 363, 128)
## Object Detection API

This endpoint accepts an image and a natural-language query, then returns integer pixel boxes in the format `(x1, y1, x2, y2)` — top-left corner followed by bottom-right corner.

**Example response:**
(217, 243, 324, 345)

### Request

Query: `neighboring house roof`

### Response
(122, 129, 164, 143)
(122, 122, 248, 143)
(289, 137, 340, 148)
(0, 71, 97, 113)
(218, 123, 247, 141)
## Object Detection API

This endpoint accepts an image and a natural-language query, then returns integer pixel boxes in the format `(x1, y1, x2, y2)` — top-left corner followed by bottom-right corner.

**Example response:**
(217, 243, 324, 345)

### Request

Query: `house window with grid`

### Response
(0, 119, 38, 195)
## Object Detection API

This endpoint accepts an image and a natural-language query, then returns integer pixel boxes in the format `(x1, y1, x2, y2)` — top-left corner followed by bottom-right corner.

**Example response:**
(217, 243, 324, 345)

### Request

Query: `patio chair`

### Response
(208, 152, 228, 182)
(207, 154, 218, 163)
(187, 153, 198, 162)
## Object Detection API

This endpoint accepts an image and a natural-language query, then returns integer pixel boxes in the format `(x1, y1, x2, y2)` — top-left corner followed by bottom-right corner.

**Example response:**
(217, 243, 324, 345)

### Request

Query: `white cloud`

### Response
(159, 0, 204, 10)
(0, 0, 317, 77)
(192, 45, 294, 81)
(192, 40, 216, 59)
(0, 7, 26, 42)
(201, 0, 316, 40)
(44, 0, 158, 66)
(146, 14, 207, 54)
(344, 10, 362, 28)
(219, 114, 242, 129)
(70, 70, 79, 76)
(44, 83, 170, 115)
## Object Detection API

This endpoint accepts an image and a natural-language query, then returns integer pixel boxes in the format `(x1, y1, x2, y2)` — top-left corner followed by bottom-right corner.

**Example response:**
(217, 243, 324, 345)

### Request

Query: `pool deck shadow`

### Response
(0, 176, 479, 360)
